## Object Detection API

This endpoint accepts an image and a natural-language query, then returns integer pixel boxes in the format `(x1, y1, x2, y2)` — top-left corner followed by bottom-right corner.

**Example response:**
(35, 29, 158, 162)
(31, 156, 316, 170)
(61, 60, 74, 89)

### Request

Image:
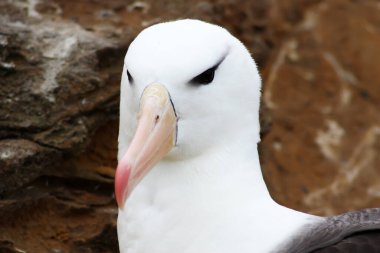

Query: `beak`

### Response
(115, 84, 177, 209)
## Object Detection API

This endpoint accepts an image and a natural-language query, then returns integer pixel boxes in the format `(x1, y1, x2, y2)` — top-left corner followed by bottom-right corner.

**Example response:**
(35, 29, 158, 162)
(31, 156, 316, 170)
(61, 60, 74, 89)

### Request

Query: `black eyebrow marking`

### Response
(126, 69, 133, 84)
(200, 53, 228, 77)
(211, 53, 228, 71)
(188, 53, 228, 86)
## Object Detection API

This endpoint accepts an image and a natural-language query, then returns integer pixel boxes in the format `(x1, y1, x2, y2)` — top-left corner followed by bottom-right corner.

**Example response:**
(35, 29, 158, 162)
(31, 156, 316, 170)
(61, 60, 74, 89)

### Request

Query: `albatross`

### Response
(115, 19, 380, 253)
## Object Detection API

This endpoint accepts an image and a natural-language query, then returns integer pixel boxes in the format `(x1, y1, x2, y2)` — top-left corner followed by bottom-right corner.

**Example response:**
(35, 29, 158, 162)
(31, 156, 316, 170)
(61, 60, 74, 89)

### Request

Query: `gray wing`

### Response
(312, 230, 380, 253)
(276, 208, 380, 253)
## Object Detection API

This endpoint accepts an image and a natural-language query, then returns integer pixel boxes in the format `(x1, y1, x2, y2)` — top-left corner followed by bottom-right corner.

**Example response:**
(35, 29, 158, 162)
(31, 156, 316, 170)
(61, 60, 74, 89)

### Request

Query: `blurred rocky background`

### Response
(0, 0, 379, 252)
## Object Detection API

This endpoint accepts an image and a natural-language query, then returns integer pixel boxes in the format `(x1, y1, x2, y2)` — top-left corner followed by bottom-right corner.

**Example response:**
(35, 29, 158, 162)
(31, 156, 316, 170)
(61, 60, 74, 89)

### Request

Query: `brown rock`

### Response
(0, 1, 124, 251)
(0, 176, 117, 253)
(261, 0, 380, 215)
(0, 0, 124, 193)
(0, 139, 60, 196)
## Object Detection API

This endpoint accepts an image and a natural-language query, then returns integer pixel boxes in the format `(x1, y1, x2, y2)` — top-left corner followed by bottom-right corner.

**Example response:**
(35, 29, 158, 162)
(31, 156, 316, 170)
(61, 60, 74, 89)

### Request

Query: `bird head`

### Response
(115, 19, 262, 208)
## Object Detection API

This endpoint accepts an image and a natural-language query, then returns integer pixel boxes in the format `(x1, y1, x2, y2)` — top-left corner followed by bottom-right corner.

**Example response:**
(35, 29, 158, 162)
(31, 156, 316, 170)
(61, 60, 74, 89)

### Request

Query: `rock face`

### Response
(0, 0, 123, 252)
(0, 0, 379, 252)
(260, 0, 380, 215)
(0, 0, 123, 195)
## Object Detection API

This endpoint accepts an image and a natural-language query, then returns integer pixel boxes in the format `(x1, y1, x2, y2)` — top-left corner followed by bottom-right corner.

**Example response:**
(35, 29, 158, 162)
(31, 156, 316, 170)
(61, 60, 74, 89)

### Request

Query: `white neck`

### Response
(118, 133, 316, 253)
(138, 127, 271, 204)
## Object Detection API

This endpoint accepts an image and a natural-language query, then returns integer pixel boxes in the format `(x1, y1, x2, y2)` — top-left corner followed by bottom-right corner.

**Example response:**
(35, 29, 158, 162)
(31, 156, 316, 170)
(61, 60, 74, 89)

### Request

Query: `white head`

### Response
(115, 19, 262, 208)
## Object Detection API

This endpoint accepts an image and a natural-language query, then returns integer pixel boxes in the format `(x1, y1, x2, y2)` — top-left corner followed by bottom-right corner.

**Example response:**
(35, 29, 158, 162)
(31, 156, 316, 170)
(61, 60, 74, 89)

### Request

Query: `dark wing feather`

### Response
(276, 208, 380, 253)
(312, 230, 380, 253)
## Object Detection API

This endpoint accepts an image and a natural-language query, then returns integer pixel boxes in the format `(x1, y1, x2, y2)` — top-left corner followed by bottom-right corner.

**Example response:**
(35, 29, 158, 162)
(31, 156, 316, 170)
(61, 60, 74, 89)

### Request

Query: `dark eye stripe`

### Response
(189, 65, 218, 85)
(188, 54, 227, 86)
(127, 69, 133, 84)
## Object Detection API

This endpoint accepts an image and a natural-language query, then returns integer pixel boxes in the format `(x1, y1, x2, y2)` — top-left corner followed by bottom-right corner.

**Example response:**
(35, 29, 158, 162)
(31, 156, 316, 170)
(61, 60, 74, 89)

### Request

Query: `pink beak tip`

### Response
(115, 161, 132, 209)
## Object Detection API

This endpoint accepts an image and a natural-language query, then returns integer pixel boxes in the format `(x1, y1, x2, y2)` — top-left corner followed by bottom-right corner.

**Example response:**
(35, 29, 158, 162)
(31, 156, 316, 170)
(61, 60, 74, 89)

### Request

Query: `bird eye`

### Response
(190, 65, 218, 85)
(127, 69, 133, 84)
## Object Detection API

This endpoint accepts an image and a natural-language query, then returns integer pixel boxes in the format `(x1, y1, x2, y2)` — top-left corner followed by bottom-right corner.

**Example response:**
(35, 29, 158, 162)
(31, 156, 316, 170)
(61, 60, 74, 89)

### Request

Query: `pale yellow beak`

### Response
(115, 84, 177, 208)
